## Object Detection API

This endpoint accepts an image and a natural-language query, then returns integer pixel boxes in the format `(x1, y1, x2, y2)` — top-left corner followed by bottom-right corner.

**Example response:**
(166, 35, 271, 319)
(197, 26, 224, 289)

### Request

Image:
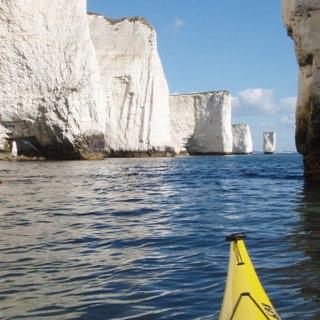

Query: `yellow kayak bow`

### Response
(219, 234, 281, 320)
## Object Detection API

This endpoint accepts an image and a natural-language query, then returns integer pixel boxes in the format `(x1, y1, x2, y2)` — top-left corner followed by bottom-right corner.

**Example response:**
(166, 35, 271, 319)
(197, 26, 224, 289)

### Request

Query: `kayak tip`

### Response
(225, 233, 246, 242)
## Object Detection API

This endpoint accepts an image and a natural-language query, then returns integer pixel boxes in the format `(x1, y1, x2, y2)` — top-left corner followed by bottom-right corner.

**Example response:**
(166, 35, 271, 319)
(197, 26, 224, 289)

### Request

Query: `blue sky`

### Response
(87, 0, 298, 152)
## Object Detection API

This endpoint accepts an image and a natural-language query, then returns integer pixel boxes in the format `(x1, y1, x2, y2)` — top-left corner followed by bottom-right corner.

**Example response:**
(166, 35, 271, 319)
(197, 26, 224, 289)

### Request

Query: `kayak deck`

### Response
(219, 234, 281, 320)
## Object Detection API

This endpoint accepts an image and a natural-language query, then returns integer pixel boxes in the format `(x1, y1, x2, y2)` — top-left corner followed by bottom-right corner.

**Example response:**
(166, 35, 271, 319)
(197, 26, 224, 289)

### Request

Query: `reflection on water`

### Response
(0, 155, 319, 319)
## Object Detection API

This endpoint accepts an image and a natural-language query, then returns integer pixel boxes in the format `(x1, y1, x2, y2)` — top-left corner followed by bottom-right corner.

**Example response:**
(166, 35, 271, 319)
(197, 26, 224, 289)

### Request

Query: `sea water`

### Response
(0, 154, 319, 319)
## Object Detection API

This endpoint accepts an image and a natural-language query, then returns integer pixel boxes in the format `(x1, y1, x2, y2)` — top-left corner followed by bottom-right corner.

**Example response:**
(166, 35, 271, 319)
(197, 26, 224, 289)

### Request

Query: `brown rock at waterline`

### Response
(0, 152, 46, 162)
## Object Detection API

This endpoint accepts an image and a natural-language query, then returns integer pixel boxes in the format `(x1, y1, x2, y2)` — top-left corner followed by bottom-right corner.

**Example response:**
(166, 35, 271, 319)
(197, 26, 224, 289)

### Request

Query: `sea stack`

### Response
(88, 14, 173, 157)
(263, 132, 276, 154)
(0, 0, 106, 160)
(282, 0, 320, 182)
(11, 141, 18, 157)
(169, 91, 232, 155)
(232, 124, 253, 154)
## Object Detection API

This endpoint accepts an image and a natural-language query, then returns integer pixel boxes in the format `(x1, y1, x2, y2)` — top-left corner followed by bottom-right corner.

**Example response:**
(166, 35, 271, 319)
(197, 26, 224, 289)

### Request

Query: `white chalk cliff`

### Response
(0, 2, 244, 160)
(232, 124, 253, 154)
(0, 0, 106, 159)
(88, 14, 173, 156)
(263, 132, 276, 154)
(169, 91, 232, 154)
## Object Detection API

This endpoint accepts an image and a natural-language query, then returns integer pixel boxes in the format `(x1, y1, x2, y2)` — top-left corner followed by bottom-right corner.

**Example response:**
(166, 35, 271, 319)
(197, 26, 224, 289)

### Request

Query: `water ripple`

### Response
(0, 155, 319, 319)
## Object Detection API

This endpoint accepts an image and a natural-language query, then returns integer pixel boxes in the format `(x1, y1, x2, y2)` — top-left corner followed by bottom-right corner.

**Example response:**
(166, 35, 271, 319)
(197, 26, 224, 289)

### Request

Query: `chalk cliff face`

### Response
(169, 95, 195, 154)
(232, 124, 253, 154)
(0, 126, 8, 152)
(0, 3, 238, 160)
(283, 0, 320, 181)
(0, 0, 106, 159)
(169, 91, 232, 154)
(88, 14, 173, 156)
(263, 132, 276, 154)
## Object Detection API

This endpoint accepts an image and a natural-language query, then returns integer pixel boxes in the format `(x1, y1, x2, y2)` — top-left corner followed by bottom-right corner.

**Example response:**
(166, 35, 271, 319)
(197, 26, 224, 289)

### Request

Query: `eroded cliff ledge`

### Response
(169, 91, 232, 155)
(88, 13, 174, 157)
(283, 0, 320, 182)
(0, 0, 106, 160)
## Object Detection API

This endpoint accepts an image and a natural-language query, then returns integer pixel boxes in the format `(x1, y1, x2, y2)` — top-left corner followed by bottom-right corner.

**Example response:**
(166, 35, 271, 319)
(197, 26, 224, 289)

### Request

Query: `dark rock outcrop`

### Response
(283, 0, 320, 182)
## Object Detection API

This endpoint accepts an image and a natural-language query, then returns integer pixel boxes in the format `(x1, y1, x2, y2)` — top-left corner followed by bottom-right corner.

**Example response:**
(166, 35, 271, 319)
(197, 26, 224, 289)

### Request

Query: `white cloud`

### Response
(281, 114, 295, 127)
(172, 17, 187, 31)
(238, 88, 276, 113)
(230, 96, 240, 108)
(171, 91, 182, 96)
(279, 96, 297, 110)
(232, 88, 297, 117)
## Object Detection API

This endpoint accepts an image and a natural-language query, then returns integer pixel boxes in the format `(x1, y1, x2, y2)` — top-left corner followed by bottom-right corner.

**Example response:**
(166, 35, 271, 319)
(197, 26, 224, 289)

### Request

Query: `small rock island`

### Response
(232, 124, 253, 154)
(263, 132, 276, 154)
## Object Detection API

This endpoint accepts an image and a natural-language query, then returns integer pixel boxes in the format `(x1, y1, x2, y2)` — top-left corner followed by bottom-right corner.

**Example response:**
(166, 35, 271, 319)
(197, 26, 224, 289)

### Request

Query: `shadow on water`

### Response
(293, 186, 320, 306)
